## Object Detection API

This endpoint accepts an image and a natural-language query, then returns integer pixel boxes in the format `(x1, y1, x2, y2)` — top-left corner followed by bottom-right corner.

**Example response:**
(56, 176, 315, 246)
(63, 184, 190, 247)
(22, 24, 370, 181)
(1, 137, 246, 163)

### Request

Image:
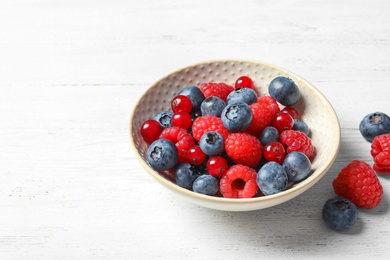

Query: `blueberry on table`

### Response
(322, 196, 358, 231)
(268, 76, 301, 106)
(147, 138, 178, 171)
(359, 112, 390, 142)
(221, 102, 252, 132)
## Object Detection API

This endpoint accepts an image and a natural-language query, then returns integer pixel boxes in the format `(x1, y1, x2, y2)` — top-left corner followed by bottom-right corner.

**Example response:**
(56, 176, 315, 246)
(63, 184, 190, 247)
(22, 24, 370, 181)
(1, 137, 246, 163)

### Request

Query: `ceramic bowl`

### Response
(129, 60, 340, 211)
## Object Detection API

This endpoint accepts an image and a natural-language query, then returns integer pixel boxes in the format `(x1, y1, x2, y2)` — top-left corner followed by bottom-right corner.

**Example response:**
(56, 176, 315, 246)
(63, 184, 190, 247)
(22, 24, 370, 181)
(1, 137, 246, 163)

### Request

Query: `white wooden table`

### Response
(1, 0, 390, 259)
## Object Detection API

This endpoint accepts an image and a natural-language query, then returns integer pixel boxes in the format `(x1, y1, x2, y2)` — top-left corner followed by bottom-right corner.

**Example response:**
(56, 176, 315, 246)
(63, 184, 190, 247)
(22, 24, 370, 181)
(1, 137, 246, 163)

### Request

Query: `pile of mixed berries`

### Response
(322, 111, 390, 231)
(140, 75, 316, 198)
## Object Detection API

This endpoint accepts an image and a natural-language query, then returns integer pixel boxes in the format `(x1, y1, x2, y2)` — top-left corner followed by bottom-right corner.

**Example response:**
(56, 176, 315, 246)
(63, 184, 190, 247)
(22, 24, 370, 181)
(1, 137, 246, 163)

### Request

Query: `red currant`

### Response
(263, 141, 286, 163)
(171, 95, 193, 113)
(206, 156, 229, 177)
(234, 76, 254, 90)
(272, 113, 294, 133)
(187, 145, 206, 165)
(280, 106, 301, 120)
(140, 119, 163, 144)
(171, 111, 192, 130)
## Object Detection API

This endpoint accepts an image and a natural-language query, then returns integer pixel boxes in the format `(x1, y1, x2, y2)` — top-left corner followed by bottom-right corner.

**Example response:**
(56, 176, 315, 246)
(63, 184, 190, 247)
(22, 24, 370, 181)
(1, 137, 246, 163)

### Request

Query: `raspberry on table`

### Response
(200, 82, 234, 102)
(220, 164, 258, 198)
(279, 130, 315, 161)
(225, 132, 262, 167)
(191, 115, 231, 142)
(371, 133, 390, 174)
(332, 160, 383, 209)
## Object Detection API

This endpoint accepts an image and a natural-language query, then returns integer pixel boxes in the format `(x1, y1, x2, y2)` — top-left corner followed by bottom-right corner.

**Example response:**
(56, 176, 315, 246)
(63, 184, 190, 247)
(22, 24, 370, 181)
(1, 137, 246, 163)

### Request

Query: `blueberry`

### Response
(359, 112, 390, 142)
(154, 111, 173, 129)
(200, 96, 226, 117)
(268, 76, 301, 106)
(174, 163, 202, 189)
(178, 86, 205, 112)
(147, 138, 178, 171)
(283, 152, 311, 182)
(221, 102, 252, 132)
(322, 196, 358, 231)
(257, 161, 288, 195)
(199, 131, 225, 156)
(293, 119, 310, 136)
(192, 175, 219, 195)
(227, 88, 258, 105)
(259, 126, 279, 146)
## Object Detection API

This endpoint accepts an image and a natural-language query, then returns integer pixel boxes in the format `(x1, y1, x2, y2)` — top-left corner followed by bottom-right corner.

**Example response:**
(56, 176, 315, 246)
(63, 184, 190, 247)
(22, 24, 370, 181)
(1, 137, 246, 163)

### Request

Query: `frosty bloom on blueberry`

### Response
(268, 76, 301, 106)
(221, 102, 252, 132)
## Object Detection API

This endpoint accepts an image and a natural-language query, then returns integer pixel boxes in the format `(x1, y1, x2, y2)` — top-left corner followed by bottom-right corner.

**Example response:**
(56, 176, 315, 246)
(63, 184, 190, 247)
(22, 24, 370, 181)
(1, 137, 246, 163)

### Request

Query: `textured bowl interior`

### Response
(129, 60, 340, 211)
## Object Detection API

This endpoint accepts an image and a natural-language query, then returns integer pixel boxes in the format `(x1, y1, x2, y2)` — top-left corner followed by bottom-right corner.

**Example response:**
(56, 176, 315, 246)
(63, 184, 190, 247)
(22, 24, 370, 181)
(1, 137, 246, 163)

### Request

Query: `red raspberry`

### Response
(332, 160, 383, 209)
(220, 164, 258, 198)
(225, 132, 262, 167)
(279, 130, 315, 161)
(191, 115, 230, 142)
(159, 126, 195, 163)
(245, 96, 280, 137)
(200, 82, 234, 102)
(371, 133, 390, 174)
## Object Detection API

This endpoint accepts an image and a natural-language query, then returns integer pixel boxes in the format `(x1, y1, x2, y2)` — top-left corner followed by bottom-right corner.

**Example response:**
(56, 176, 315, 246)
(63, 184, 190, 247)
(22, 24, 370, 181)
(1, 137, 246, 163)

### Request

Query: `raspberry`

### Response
(371, 133, 390, 174)
(279, 130, 315, 161)
(220, 164, 258, 198)
(225, 132, 262, 167)
(200, 82, 234, 102)
(191, 115, 230, 142)
(245, 96, 279, 137)
(332, 160, 383, 209)
(159, 126, 195, 163)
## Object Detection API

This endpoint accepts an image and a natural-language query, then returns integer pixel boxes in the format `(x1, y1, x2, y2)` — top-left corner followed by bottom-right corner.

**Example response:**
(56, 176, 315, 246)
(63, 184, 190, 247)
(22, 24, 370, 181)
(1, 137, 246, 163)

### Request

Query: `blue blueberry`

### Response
(147, 138, 178, 171)
(154, 111, 173, 129)
(227, 88, 258, 105)
(174, 163, 202, 189)
(200, 96, 226, 117)
(268, 76, 301, 106)
(293, 119, 310, 136)
(259, 126, 279, 146)
(221, 102, 252, 132)
(178, 86, 205, 112)
(192, 175, 219, 195)
(359, 112, 390, 142)
(322, 196, 358, 231)
(199, 131, 225, 156)
(257, 161, 288, 195)
(283, 152, 311, 182)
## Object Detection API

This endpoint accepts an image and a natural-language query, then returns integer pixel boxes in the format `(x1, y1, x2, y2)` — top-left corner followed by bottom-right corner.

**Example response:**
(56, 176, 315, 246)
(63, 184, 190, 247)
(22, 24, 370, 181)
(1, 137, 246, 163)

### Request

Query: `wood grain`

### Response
(1, 0, 390, 259)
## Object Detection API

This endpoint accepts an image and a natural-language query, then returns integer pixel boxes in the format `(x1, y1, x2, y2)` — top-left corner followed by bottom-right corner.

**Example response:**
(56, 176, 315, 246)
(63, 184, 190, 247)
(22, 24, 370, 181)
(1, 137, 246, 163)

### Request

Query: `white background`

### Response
(1, 0, 390, 259)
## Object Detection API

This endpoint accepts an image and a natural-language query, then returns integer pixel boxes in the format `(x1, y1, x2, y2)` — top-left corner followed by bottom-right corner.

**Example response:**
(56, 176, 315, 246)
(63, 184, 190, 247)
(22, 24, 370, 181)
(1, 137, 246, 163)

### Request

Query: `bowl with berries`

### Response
(129, 60, 341, 211)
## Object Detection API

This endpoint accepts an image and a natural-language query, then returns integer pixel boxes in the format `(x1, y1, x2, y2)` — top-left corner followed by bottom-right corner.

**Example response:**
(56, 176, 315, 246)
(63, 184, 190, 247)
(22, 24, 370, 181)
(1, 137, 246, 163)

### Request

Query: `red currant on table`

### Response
(272, 113, 294, 133)
(206, 156, 229, 177)
(280, 106, 301, 120)
(140, 119, 163, 144)
(171, 111, 192, 130)
(171, 95, 193, 113)
(234, 76, 254, 90)
(263, 141, 286, 164)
